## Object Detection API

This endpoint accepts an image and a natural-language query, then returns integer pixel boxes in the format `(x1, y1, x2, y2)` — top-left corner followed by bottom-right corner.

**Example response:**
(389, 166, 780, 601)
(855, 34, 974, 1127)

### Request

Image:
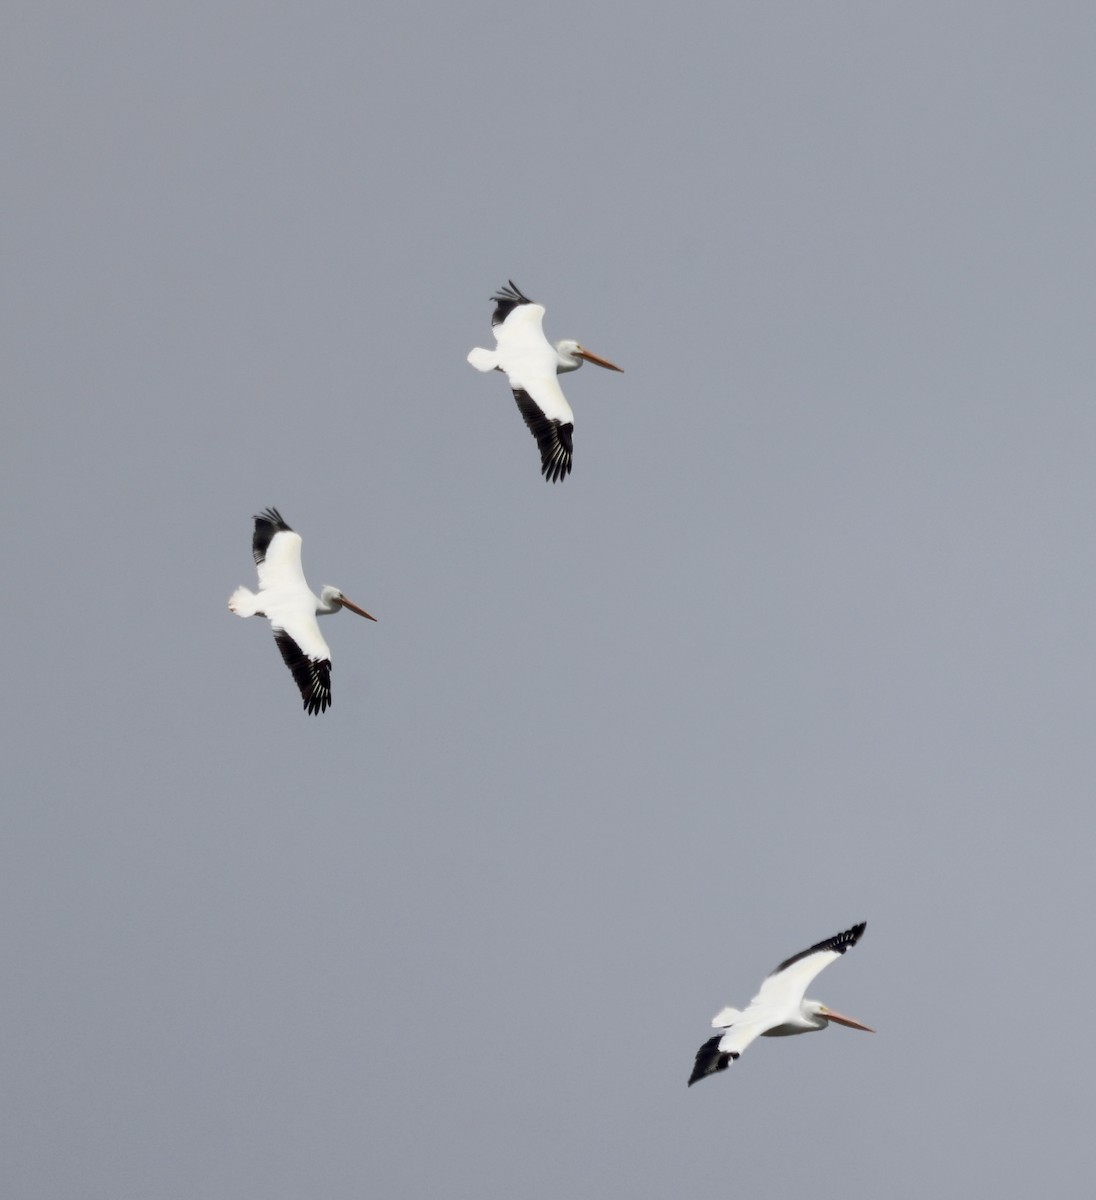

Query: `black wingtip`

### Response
(273, 631, 333, 716)
(512, 392, 574, 482)
(490, 280, 533, 305)
(253, 507, 292, 532)
(251, 508, 295, 565)
(688, 1037, 737, 1087)
(772, 922, 868, 975)
(827, 921, 867, 954)
(489, 281, 536, 327)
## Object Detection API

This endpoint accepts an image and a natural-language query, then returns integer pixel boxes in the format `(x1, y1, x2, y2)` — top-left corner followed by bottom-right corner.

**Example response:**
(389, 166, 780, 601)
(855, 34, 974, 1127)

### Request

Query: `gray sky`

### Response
(4, 2, 1095, 1197)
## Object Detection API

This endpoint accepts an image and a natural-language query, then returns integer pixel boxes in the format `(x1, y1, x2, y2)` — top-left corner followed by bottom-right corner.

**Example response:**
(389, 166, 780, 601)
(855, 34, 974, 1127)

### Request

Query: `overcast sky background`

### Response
(4, 3, 1095, 1197)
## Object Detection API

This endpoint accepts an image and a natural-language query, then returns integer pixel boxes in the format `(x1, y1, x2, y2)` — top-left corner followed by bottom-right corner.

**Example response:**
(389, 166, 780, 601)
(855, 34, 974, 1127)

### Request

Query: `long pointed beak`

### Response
(823, 1008, 874, 1032)
(576, 348, 624, 372)
(340, 597, 378, 622)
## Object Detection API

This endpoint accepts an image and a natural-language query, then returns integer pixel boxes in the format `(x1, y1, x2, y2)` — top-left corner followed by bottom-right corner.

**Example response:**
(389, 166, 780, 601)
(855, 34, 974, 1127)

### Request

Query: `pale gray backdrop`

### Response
(4, 3, 1094, 1198)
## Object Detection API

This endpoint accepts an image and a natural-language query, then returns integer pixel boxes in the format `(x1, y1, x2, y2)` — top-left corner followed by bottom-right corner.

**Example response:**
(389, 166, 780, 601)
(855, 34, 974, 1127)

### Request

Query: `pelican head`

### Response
(318, 586, 378, 621)
(811, 1001, 874, 1032)
(554, 339, 624, 375)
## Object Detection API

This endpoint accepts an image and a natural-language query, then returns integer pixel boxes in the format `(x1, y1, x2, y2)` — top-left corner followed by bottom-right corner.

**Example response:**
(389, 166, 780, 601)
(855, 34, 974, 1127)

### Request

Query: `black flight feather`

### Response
(490, 280, 535, 327)
(771, 922, 867, 976)
(512, 389, 573, 483)
(688, 1037, 738, 1087)
(252, 507, 293, 566)
(273, 629, 332, 716)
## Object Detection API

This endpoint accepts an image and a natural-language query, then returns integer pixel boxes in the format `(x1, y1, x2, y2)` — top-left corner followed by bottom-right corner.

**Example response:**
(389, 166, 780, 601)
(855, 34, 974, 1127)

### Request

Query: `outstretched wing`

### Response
(252, 509, 308, 595)
(687, 1010, 773, 1086)
(513, 389, 574, 483)
(273, 629, 333, 715)
(752, 922, 867, 1009)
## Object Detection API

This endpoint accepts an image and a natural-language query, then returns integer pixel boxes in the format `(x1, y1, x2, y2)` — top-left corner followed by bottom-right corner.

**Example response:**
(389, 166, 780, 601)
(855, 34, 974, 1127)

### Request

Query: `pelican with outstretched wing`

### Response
(228, 508, 376, 715)
(467, 281, 622, 482)
(689, 922, 873, 1086)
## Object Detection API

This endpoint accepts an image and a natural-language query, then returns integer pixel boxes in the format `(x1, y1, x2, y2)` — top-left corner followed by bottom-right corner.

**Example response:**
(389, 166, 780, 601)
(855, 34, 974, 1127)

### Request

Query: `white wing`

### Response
(750, 950, 843, 1011)
(270, 600, 331, 664)
(751, 922, 867, 1011)
(257, 529, 306, 592)
(517, 373, 574, 427)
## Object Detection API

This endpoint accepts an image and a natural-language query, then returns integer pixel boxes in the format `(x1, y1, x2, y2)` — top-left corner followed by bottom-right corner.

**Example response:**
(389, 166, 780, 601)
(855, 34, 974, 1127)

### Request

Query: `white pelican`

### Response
(467, 281, 623, 482)
(228, 508, 376, 715)
(688, 922, 872, 1086)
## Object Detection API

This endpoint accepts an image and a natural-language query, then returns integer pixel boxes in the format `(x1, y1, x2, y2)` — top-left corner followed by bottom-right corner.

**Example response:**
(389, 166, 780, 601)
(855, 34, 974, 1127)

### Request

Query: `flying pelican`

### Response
(467, 281, 623, 482)
(688, 922, 873, 1086)
(228, 508, 376, 715)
